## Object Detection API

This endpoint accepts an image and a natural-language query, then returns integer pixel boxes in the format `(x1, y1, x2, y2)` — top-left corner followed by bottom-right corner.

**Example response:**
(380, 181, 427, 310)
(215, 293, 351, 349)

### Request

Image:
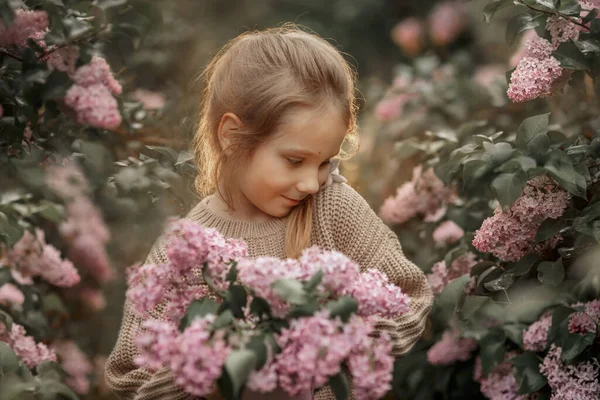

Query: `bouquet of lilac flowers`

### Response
(126, 219, 411, 400)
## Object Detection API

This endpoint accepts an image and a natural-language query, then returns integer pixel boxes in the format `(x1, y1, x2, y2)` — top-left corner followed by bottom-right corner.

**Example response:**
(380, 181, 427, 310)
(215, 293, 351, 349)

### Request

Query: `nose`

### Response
(296, 169, 320, 195)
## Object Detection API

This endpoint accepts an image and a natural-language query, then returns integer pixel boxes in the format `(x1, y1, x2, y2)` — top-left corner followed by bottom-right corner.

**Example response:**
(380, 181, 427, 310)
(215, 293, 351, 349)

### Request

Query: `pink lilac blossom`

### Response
(60, 196, 114, 283)
(379, 166, 452, 224)
(0, 322, 57, 368)
(237, 257, 303, 317)
(540, 344, 600, 400)
(274, 311, 354, 396)
(0, 283, 25, 306)
(64, 84, 122, 129)
(344, 316, 394, 400)
(510, 30, 538, 68)
(473, 176, 570, 261)
(426, 252, 478, 294)
(298, 246, 361, 292)
(568, 299, 600, 335)
(428, 1, 468, 47)
(72, 56, 122, 95)
(162, 284, 211, 325)
(78, 287, 106, 311)
(6, 229, 80, 287)
(247, 360, 278, 393)
(47, 46, 79, 75)
(134, 320, 179, 372)
(427, 329, 477, 365)
(523, 311, 553, 352)
(507, 53, 564, 102)
(169, 316, 231, 397)
(45, 162, 89, 200)
(0, 9, 48, 47)
(390, 17, 424, 56)
(433, 220, 464, 245)
(474, 351, 532, 400)
(546, 16, 580, 48)
(126, 263, 171, 315)
(131, 89, 166, 109)
(53, 341, 93, 394)
(374, 94, 414, 121)
(344, 268, 411, 318)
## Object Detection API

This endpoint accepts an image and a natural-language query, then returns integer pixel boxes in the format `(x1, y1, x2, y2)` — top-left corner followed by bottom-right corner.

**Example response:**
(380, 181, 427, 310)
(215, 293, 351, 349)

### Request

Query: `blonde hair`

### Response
(191, 23, 359, 258)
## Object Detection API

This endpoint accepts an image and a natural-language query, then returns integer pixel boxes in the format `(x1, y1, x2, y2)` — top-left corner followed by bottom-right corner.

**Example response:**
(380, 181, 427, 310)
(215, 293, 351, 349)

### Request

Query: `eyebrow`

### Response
(284, 148, 337, 159)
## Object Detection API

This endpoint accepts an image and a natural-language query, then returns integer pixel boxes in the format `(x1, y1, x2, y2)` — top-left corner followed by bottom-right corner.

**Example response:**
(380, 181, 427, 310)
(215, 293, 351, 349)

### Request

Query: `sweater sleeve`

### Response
(314, 182, 434, 356)
(104, 238, 201, 400)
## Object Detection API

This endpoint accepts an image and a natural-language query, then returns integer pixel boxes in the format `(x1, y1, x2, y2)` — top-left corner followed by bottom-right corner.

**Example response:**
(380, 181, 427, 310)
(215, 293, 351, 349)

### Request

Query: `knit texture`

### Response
(105, 182, 434, 400)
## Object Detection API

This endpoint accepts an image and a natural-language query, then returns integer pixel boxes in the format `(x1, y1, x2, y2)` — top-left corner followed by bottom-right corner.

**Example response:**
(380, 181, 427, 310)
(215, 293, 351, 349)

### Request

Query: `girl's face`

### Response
(234, 104, 347, 220)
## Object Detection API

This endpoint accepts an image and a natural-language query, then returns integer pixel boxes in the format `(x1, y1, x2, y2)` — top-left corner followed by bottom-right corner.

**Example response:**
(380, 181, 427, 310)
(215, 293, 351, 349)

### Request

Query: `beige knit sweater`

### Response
(105, 182, 434, 400)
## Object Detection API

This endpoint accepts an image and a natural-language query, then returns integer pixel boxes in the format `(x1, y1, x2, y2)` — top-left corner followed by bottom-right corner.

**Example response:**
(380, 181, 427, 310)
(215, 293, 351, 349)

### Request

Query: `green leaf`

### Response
(561, 331, 596, 361)
(492, 170, 528, 209)
(462, 159, 489, 188)
(483, 0, 511, 22)
(36, 360, 67, 381)
(525, 133, 550, 162)
(223, 349, 257, 398)
(0, 342, 21, 374)
(479, 330, 506, 376)
(394, 140, 425, 161)
(437, 274, 470, 312)
(510, 351, 547, 394)
(508, 253, 539, 275)
(535, 218, 568, 242)
(326, 296, 358, 323)
(226, 285, 247, 319)
(470, 261, 498, 277)
(249, 297, 272, 319)
(516, 113, 550, 149)
(328, 372, 350, 400)
(574, 37, 600, 53)
(537, 259, 565, 287)
(506, 14, 541, 45)
(213, 310, 235, 330)
(503, 323, 528, 347)
(226, 262, 238, 284)
(484, 271, 515, 292)
(497, 156, 537, 173)
(483, 141, 515, 164)
(553, 40, 590, 70)
(271, 278, 308, 306)
(36, 379, 79, 400)
(303, 270, 324, 292)
(544, 150, 587, 198)
(178, 298, 218, 331)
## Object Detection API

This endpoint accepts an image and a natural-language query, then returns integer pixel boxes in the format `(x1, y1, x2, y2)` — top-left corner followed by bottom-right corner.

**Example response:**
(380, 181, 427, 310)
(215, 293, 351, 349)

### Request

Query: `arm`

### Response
(104, 239, 200, 400)
(312, 183, 434, 400)
(319, 183, 433, 356)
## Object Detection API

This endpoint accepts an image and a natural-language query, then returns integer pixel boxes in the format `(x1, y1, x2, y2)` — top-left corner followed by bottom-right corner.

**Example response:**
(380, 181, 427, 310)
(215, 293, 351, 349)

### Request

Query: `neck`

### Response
(208, 185, 274, 223)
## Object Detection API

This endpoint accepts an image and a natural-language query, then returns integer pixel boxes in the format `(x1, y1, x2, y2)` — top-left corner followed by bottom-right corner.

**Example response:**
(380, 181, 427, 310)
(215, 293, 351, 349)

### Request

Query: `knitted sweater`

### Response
(104, 182, 434, 400)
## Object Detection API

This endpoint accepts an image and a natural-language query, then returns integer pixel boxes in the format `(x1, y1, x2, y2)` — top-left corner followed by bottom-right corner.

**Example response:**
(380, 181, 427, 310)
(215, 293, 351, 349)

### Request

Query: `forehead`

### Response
(268, 104, 347, 156)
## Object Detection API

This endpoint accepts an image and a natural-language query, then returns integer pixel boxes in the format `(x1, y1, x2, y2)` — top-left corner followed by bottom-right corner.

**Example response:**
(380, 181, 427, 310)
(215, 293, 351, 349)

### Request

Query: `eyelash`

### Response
(286, 158, 331, 167)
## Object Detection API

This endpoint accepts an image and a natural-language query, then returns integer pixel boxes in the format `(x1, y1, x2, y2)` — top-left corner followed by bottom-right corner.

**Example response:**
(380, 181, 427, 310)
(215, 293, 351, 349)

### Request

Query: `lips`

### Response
(282, 195, 301, 204)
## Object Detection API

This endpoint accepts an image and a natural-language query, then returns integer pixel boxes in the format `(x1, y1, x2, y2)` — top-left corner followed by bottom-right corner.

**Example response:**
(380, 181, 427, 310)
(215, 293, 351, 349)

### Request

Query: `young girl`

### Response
(105, 24, 433, 400)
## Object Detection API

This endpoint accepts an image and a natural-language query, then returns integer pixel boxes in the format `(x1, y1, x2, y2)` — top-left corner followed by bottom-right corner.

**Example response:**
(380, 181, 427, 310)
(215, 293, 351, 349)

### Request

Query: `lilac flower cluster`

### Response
(379, 166, 453, 225)
(523, 311, 553, 352)
(127, 219, 247, 322)
(0, 9, 48, 47)
(5, 228, 80, 287)
(474, 351, 534, 400)
(64, 56, 123, 129)
(426, 329, 477, 365)
(52, 340, 93, 394)
(238, 246, 410, 319)
(507, 35, 564, 102)
(60, 196, 115, 283)
(568, 299, 600, 335)
(473, 176, 570, 261)
(0, 283, 24, 307)
(426, 252, 478, 294)
(0, 322, 57, 368)
(432, 220, 464, 245)
(540, 344, 600, 400)
(254, 312, 393, 400)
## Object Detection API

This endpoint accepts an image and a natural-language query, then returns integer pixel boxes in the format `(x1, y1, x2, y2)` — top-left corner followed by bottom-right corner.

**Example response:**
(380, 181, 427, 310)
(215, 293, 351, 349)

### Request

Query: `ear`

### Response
(217, 112, 243, 154)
